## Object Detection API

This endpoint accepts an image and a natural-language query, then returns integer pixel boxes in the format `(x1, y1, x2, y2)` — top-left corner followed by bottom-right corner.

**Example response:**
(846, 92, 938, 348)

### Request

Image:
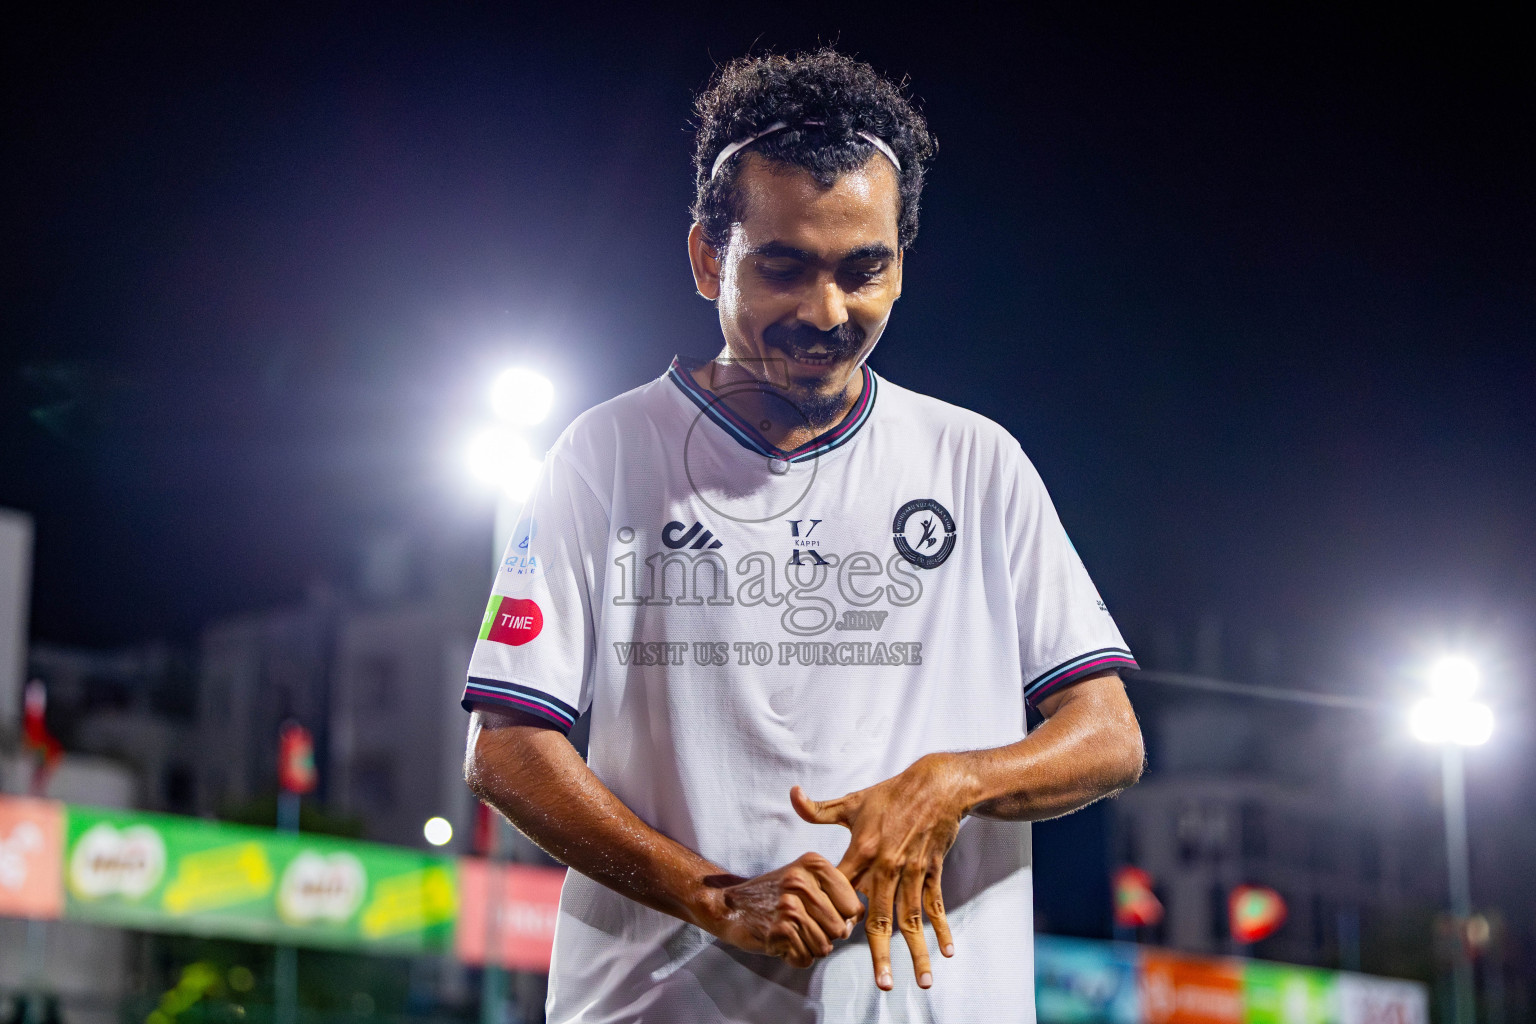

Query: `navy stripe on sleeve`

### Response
(1025, 648, 1139, 705)
(462, 677, 579, 734)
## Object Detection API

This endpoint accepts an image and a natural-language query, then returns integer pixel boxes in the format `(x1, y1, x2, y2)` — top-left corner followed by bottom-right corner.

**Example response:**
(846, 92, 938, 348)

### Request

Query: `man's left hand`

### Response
(790, 753, 971, 992)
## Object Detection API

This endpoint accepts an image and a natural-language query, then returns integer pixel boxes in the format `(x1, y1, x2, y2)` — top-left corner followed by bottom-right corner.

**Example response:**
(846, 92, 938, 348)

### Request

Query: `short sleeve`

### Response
(1002, 443, 1138, 705)
(461, 448, 607, 734)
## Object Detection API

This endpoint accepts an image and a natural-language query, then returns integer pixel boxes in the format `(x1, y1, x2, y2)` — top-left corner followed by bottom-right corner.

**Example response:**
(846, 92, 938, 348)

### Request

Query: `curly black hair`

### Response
(691, 49, 936, 253)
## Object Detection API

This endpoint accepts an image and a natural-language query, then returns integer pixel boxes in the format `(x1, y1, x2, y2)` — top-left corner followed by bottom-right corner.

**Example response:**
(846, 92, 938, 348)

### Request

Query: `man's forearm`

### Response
(464, 709, 729, 930)
(953, 671, 1144, 821)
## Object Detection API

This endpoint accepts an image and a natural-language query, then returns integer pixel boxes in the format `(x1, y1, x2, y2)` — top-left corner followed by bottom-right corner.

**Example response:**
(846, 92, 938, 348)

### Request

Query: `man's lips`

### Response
(780, 347, 839, 367)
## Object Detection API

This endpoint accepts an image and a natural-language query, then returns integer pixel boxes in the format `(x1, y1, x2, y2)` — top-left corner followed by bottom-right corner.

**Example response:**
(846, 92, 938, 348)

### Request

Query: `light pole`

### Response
(1408, 655, 1493, 1024)
(464, 366, 553, 1024)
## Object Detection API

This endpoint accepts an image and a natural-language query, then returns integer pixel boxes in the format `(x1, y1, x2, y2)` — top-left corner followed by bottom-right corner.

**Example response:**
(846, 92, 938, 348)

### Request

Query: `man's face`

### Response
(689, 154, 903, 427)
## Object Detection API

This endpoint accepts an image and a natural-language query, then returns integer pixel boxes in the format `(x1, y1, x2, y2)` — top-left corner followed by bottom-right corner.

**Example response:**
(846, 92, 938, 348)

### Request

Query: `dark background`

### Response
(4, 1, 1533, 938)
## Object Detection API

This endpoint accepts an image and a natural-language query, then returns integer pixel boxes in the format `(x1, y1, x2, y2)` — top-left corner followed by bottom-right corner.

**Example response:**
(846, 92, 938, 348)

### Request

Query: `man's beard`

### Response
(761, 321, 865, 429)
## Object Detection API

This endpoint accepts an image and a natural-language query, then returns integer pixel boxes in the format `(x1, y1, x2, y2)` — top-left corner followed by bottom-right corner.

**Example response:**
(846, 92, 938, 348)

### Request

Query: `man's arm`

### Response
(792, 670, 1143, 990)
(465, 707, 864, 967)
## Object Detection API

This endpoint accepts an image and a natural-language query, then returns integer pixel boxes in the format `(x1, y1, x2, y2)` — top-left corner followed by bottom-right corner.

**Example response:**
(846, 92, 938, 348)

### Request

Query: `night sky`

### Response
(5, 5, 1533, 699)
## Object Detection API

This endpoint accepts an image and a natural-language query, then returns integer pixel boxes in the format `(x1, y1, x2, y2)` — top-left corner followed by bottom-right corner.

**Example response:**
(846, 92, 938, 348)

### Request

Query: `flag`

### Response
(278, 721, 317, 794)
(1230, 884, 1287, 944)
(1113, 866, 1164, 928)
(22, 680, 63, 796)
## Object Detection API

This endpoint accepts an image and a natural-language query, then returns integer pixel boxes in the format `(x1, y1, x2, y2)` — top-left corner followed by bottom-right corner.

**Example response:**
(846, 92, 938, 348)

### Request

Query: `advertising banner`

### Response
(1141, 949, 1245, 1024)
(0, 795, 63, 920)
(62, 804, 456, 953)
(455, 859, 566, 971)
(1244, 962, 1339, 1024)
(1035, 935, 1140, 1024)
(1335, 974, 1429, 1024)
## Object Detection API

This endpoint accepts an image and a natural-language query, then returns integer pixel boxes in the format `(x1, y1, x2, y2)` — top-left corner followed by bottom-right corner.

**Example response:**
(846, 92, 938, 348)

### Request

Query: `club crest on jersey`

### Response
(892, 499, 956, 570)
(662, 521, 724, 550)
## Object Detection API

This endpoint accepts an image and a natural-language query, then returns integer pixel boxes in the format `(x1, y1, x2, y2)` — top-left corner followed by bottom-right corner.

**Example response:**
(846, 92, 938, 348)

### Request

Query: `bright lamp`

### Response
(490, 368, 555, 426)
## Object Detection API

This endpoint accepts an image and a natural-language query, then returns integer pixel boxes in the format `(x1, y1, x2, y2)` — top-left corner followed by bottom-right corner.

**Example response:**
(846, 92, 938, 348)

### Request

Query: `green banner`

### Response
(63, 805, 457, 953)
(1243, 961, 1340, 1024)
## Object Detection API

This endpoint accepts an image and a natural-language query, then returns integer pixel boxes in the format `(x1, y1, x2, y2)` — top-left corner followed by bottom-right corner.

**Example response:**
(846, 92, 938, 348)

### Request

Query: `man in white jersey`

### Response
(462, 50, 1144, 1022)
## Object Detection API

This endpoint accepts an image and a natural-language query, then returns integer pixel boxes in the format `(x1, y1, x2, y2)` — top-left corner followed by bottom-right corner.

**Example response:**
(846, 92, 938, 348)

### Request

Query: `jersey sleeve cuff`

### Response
(1024, 648, 1139, 705)
(462, 677, 580, 735)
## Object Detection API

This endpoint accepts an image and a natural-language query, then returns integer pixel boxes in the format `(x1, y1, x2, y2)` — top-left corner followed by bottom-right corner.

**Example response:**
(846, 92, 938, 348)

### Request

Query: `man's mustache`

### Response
(762, 321, 865, 359)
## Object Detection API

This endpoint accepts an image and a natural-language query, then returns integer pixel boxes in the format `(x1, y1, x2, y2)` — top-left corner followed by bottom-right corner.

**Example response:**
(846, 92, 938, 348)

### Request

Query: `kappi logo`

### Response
(481, 596, 544, 647)
(787, 518, 827, 565)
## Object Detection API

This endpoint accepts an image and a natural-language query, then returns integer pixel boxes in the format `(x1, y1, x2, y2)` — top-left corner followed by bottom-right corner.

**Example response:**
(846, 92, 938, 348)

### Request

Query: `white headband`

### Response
(709, 120, 903, 180)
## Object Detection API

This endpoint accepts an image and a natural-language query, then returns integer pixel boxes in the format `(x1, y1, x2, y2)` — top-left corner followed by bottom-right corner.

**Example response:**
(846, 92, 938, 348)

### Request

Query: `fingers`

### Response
(791, 785, 849, 827)
(864, 865, 898, 991)
(801, 852, 865, 923)
(897, 863, 933, 989)
(766, 915, 815, 968)
(790, 857, 858, 940)
(769, 891, 832, 965)
(924, 869, 955, 958)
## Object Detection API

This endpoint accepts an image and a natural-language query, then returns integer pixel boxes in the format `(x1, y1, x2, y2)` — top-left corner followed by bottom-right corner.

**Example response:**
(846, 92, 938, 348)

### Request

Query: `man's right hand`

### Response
(705, 852, 865, 968)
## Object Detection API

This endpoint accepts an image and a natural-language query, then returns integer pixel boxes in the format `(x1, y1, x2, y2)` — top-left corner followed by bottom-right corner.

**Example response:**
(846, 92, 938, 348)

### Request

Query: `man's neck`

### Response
(689, 353, 864, 454)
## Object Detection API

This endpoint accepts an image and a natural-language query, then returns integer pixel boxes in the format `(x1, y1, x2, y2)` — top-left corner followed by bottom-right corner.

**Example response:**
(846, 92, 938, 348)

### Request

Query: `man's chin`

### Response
(782, 377, 852, 429)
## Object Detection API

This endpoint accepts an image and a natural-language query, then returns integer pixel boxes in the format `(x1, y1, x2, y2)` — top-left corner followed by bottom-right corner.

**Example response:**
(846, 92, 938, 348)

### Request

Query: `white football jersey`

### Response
(463, 357, 1136, 1024)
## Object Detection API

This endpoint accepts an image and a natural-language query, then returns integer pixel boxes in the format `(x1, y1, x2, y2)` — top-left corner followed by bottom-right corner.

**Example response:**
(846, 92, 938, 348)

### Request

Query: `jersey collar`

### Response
(667, 356, 878, 464)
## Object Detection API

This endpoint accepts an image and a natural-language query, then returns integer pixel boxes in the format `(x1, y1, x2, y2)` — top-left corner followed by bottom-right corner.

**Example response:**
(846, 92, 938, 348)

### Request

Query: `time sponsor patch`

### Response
(479, 595, 544, 647)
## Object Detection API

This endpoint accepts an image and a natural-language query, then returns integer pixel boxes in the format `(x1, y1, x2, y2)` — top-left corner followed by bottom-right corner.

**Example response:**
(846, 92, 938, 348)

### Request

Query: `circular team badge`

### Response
(892, 498, 956, 569)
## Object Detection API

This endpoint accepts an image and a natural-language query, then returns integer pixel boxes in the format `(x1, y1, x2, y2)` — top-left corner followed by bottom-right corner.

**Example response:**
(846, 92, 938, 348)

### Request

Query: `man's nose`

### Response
(798, 276, 848, 332)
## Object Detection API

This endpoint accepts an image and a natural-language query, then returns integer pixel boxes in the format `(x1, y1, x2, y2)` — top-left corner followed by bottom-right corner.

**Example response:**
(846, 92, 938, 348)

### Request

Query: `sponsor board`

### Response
(454, 859, 566, 972)
(2, 795, 1437, 1011)
(0, 795, 64, 920)
(1141, 949, 1245, 1024)
(62, 804, 456, 953)
(1036, 935, 1140, 1024)
(1244, 962, 1339, 1024)
(1335, 974, 1429, 1024)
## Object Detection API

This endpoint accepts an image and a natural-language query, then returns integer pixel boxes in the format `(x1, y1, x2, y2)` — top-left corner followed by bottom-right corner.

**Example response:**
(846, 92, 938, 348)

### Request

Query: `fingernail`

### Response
(942, 944, 955, 957)
(918, 972, 932, 989)
(845, 920, 856, 937)
(878, 971, 892, 990)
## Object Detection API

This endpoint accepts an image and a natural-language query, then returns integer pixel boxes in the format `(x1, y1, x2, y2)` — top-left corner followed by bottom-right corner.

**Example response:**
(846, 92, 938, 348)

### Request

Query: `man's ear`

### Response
(893, 249, 903, 301)
(687, 222, 722, 300)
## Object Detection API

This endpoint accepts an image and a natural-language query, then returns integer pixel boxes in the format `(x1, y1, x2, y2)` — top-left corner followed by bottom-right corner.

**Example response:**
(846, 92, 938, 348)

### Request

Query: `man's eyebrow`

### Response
(745, 241, 815, 260)
(841, 243, 896, 262)
(745, 241, 896, 262)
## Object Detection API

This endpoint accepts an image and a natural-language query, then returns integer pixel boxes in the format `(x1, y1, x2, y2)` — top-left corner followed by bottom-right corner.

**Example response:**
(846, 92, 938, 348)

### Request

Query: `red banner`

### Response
(455, 859, 566, 972)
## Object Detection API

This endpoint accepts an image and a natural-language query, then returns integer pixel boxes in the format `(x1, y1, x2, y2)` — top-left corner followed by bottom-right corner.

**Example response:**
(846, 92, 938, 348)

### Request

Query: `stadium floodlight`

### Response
(490, 367, 555, 426)
(1411, 656, 1488, 1024)
(1410, 656, 1493, 748)
(1409, 696, 1495, 747)
(1427, 654, 1481, 701)
(423, 816, 454, 846)
(466, 426, 542, 501)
